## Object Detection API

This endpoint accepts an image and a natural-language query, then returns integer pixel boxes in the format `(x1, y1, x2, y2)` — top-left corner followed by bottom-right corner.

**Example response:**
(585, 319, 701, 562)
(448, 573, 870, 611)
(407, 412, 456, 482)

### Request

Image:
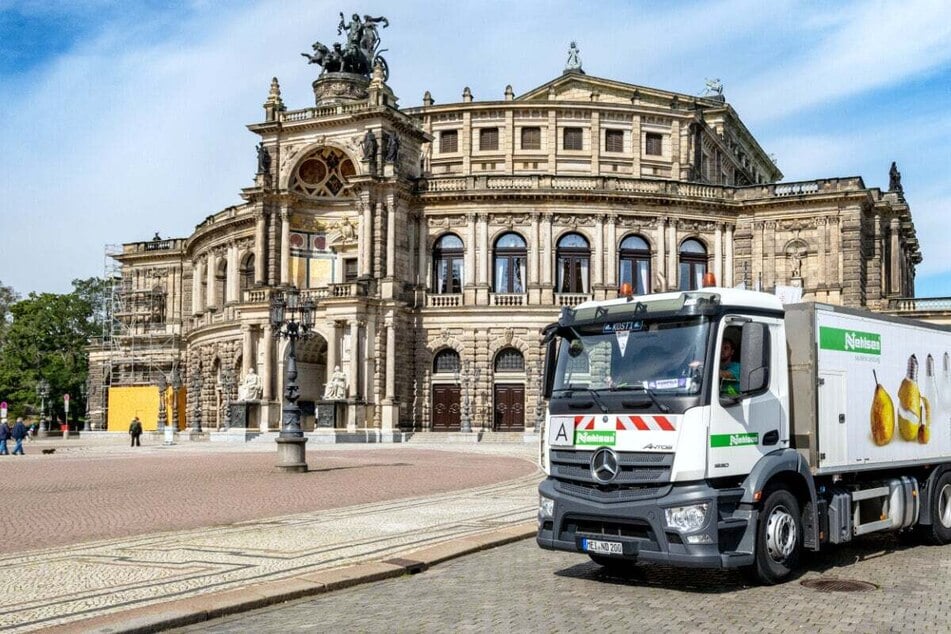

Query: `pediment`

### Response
(516, 72, 687, 107)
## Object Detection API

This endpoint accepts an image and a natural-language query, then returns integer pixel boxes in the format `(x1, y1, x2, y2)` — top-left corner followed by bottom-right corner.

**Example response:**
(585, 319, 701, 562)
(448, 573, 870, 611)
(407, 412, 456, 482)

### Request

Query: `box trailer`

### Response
(536, 288, 951, 583)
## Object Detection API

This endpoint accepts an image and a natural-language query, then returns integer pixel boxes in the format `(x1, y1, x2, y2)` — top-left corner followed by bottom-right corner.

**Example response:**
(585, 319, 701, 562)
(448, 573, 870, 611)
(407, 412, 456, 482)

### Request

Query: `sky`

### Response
(1, 0, 949, 297)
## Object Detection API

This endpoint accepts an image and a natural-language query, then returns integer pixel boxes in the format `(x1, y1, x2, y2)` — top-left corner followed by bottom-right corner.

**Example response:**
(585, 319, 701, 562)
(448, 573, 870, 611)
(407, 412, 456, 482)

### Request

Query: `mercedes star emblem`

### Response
(590, 447, 620, 483)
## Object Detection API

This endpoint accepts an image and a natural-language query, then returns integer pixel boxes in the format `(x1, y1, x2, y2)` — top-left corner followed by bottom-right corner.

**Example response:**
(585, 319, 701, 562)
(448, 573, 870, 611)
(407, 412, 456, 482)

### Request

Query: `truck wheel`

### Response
(747, 489, 802, 585)
(920, 472, 951, 545)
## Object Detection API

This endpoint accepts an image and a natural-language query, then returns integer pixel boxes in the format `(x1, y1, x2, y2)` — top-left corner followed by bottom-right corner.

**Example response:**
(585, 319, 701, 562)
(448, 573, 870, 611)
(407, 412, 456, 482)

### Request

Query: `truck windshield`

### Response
(552, 317, 709, 395)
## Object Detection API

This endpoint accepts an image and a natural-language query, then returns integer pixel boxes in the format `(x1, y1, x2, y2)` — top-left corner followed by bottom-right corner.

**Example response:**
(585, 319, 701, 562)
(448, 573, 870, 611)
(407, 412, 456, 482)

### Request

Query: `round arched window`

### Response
(679, 239, 708, 291)
(556, 233, 590, 294)
(494, 233, 527, 293)
(290, 147, 356, 198)
(433, 234, 464, 294)
(433, 349, 461, 374)
(494, 348, 524, 372)
(619, 234, 651, 295)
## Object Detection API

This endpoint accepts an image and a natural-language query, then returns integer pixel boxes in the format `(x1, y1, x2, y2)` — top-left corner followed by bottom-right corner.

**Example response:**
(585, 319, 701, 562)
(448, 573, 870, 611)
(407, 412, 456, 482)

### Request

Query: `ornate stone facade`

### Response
(87, 34, 921, 434)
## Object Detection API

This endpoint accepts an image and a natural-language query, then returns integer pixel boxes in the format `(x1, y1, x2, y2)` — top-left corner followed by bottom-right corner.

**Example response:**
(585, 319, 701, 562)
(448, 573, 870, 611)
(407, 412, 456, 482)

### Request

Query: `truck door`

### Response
(707, 316, 786, 478)
(817, 370, 848, 467)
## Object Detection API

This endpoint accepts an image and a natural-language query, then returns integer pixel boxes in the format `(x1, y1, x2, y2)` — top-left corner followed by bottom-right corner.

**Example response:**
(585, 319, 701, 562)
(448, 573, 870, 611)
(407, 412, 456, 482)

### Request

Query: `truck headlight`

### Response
(664, 503, 709, 532)
(539, 495, 555, 520)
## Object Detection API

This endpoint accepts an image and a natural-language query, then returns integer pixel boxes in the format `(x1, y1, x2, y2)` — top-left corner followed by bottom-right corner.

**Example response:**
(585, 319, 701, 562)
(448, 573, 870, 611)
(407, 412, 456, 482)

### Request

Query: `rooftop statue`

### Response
(565, 41, 583, 73)
(889, 161, 903, 193)
(704, 78, 724, 97)
(302, 12, 389, 80)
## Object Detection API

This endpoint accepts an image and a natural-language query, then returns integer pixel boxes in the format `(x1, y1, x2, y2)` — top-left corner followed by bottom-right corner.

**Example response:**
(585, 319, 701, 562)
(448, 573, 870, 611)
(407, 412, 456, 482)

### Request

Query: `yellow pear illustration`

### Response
(918, 401, 931, 444)
(898, 354, 921, 441)
(870, 370, 895, 446)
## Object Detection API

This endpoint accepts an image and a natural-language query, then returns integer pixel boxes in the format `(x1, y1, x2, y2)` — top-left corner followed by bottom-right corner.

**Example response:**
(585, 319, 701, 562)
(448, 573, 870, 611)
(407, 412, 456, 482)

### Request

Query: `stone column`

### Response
(593, 214, 604, 292)
(606, 215, 617, 288)
(818, 217, 828, 288)
(631, 115, 642, 177)
(361, 198, 373, 277)
(205, 254, 216, 310)
(227, 243, 238, 303)
(466, 213, 477, 288)
(254, 211, 266, 285)
(541, 213, 553, 286)
(478, 213, 489, 286)
(655, 218, 666, 291)
(386, 196, 397, 278)
(419, 217, 429, 289)
(349, 320, 360, 397)
(725, 224, 735, 287)
(242, 325, 253, 372)
(325, 321, 338, 386)
(280, 207, 290, 286)
(714, 224, 723, 283)
(385, 320, 396, 401)
(531, 213, 541, 287)
(667, 220, 677, 289)
(364, 318, 376, 404)
(192, 260, 203, 314)
(890, 217, 901, 294)
(261, 324, 274, 400)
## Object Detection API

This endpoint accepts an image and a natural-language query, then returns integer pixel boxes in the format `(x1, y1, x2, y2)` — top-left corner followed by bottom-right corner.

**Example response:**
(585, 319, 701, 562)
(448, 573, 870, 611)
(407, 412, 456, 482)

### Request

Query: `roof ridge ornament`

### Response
(564, 41, 584, 74)
(702, 78, 725, 103)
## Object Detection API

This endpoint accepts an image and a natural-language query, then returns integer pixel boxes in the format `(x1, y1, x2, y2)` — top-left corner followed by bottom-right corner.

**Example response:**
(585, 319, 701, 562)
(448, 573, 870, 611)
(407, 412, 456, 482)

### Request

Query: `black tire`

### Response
(588, 554, 634, 572)
(920, 471, 951, 545)
(745, 489, 802, 585)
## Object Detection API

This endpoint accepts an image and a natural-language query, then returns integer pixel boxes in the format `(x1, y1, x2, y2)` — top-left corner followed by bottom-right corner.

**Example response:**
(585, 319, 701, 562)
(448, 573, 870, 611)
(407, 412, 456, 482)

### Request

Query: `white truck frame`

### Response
(536, 288, 951, 583)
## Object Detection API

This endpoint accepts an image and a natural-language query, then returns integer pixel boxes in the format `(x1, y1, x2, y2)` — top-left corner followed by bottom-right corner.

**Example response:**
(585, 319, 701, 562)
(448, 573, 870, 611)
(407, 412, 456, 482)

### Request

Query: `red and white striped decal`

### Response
(616, 415, 677, 432)
(574, 415, 596, 430)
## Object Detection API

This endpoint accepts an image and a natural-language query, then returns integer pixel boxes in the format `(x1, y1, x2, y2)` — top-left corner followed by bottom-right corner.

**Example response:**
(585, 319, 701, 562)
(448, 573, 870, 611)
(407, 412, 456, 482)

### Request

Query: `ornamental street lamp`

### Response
(156, 372, 168, 432)
(79, 381, 88, 431)
(454, 360, 479, 433)
(270, 286, 315, 472)
(169, 366, 182, 432)
(36, 379, 50, 432)
(190, 372, 203, 433)
(219, 368, 235, 431)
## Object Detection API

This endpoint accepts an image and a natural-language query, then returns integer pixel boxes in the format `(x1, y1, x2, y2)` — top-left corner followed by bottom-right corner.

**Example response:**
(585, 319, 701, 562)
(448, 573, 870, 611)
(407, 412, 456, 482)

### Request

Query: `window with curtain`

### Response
(214, 260, 227, 307)
(618, 234, 651, 295)
(521, 127, 541, 150)
(563, 127, 583, 151)
(556, 233, 590, 294)
(679, 238, 708, 291)
(493, 232, 527, 293)
(645, 132, 663, 156)
(432, 234, 464, 294)
(439, 130, 459, 153)
(479, 127, 499, 151)
(433, 349, 460, 374)
(605, 129, 624, 153)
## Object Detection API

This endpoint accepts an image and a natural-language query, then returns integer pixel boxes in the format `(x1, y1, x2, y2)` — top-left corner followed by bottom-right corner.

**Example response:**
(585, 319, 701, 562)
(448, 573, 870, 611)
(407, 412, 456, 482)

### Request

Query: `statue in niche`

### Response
(787, 243, 807, 279)
(334, 216, 357, 243)
(256, 143, 271, 174)
(385, 132, 400, 163)
(237, 368, 263, 401)
(361, 129, 378, 161)
(323, 366, 348, 400)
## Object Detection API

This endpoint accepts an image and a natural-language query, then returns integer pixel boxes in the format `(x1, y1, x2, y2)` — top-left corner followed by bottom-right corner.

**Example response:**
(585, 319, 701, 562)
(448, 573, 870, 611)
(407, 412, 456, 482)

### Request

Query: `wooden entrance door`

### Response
(494, 383, 525, 431)
(431, 384, 461, 431)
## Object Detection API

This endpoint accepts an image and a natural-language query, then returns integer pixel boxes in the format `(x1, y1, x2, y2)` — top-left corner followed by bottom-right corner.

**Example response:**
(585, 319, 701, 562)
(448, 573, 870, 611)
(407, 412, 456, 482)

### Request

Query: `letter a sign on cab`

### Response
(548, 416, 575, 447)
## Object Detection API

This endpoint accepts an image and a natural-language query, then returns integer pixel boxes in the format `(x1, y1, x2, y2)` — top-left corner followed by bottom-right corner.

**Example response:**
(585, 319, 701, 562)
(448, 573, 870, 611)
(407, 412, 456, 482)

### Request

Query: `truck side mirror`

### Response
(739, 322, 770, 394)
(542, 337, 557, 399)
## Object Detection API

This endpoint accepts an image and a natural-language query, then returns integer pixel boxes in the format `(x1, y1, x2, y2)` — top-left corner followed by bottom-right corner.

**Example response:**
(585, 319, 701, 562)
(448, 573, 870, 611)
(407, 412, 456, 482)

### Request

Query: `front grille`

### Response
(564, 517, 656, 543)
(550, 449, 673, 487)
(555, 480, 671, 503)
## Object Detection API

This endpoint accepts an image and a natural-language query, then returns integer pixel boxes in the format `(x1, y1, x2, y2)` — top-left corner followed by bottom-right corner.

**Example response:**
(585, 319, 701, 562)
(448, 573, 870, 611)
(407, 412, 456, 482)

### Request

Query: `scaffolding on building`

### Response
(88, 243, 183, 429)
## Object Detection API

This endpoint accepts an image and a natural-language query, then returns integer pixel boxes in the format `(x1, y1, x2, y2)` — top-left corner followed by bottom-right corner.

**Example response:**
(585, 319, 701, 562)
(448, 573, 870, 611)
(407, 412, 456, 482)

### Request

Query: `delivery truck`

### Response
(536, 285, 951, 583)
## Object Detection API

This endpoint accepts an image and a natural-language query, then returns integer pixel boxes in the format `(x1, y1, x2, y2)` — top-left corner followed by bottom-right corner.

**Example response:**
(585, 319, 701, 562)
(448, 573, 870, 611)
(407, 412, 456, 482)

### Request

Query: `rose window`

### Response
(291, 147, 355, 198)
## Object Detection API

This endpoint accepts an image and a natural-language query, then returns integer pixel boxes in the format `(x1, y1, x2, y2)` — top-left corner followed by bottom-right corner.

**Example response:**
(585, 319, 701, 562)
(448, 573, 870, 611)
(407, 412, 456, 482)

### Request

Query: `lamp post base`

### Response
(275, 436, 308, 472)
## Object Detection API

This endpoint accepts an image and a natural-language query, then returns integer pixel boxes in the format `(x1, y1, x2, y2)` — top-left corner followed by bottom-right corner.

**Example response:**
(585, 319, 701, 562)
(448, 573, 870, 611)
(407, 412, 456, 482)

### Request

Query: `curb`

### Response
(46, 522, 537, 633)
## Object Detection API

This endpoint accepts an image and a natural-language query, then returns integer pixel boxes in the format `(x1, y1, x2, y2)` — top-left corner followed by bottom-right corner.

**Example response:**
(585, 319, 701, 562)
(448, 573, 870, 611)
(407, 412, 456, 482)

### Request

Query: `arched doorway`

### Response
(493, 347, 525, 431)
(283, 335, 328, 431)
(431, 349, 461, 431)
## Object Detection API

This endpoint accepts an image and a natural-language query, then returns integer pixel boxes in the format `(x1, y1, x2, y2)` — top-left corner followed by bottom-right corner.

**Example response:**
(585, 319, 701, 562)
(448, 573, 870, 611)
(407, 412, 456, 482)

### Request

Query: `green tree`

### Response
(0, 280, 18, 349)
(0, 278, 105, 419)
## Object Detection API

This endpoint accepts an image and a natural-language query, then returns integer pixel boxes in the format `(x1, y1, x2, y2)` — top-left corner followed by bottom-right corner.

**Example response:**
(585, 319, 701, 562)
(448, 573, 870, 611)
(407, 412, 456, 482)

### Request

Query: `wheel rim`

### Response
(765, 504, 797, 563)
(938, 484, 951, 529)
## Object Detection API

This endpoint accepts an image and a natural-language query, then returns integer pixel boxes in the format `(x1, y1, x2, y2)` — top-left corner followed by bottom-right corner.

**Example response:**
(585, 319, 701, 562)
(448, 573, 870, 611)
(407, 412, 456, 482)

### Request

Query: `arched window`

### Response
(214, 259, 227, 307)
(679, 239, 708, 291)
(556, 233, 590, 294)
(619, 235, 651, 295)
(494, 348, 524, 372)
(493, 232, 527, 293)
(432, 234, 464, 294)
(239, 253, 254, 292)
(433, 349, 461, 374)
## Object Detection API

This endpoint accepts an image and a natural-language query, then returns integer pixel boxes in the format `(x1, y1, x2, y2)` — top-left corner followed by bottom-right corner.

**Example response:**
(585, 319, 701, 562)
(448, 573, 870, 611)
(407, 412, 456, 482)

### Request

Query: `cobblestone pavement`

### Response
(178, 532, 951, 633)
(0, 438, 535, 553)
(0, 437, 540, 632)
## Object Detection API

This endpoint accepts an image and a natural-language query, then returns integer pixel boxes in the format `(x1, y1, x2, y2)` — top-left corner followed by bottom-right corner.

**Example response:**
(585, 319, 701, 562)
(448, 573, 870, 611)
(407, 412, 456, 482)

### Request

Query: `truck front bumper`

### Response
(536, 478, 756, 569)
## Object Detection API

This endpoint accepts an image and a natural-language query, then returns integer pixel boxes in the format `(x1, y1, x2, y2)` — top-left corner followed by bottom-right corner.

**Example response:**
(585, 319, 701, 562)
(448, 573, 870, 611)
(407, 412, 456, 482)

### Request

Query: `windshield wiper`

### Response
(606, 384, 670, 413)
(552, 385, 608, 413)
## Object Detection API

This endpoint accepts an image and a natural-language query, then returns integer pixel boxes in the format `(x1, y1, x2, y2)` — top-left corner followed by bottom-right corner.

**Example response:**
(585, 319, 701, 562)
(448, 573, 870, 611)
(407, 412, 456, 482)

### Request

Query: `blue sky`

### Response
(1, 0, 949, 297)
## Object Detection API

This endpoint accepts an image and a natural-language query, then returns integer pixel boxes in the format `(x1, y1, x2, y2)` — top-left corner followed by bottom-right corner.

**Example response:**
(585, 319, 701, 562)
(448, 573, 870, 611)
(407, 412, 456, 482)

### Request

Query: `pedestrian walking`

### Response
(0, 419, 9, 455)
(11, 417, 28, 455)
(129, 416, 143, 447)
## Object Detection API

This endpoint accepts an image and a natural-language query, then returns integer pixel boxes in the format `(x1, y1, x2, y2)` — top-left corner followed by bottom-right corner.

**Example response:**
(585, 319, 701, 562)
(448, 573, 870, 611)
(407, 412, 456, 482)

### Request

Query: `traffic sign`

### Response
(64, 394, 70, 402)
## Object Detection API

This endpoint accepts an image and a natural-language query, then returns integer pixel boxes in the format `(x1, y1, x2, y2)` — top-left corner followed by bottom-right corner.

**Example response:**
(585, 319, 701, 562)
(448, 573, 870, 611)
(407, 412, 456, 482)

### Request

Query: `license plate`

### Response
(581, 538, 623, 555)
